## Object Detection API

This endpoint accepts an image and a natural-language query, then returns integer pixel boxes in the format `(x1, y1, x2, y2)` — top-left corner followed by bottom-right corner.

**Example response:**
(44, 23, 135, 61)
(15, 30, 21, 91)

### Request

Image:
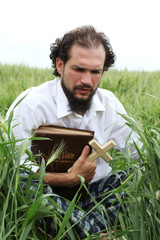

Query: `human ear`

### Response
(56, 58, 64, 76)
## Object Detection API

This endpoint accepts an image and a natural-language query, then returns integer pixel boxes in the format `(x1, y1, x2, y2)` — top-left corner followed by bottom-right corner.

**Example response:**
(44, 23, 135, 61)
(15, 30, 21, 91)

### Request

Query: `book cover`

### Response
(31, 125, 94, 200)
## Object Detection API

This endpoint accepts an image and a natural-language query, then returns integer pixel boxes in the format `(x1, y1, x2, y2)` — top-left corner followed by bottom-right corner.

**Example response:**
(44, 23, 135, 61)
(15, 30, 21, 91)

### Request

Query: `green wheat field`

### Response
(0, 63, 160, 239)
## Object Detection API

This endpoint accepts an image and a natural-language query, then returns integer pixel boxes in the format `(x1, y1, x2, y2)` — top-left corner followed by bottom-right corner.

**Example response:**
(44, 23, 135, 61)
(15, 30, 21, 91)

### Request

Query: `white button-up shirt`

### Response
(7, 78, 140, 183)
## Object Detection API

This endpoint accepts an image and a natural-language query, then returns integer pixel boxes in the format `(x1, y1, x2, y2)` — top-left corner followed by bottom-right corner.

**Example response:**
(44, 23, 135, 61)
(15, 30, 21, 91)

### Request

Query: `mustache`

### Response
(74, 84, 93, 90)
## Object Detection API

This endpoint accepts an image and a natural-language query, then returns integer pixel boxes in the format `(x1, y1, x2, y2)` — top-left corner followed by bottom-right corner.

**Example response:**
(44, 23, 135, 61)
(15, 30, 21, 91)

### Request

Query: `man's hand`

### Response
(69, 145, 97, 185)
(40, 145, 96, 188)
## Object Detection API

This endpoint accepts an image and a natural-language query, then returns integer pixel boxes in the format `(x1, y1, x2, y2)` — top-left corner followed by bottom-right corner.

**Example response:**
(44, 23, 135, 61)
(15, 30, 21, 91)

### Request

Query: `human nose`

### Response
(80, 71, 92, 86)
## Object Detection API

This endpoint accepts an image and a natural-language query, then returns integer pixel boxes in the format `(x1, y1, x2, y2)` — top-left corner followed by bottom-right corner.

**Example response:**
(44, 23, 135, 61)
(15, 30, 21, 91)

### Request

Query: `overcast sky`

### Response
(0, 0, 160, 71)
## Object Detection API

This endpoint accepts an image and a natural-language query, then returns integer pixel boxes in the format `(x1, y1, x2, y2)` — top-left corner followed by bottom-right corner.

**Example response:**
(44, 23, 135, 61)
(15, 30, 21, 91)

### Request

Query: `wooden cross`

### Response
(68, 139, 115, 173)
(86, 139, 115, 163)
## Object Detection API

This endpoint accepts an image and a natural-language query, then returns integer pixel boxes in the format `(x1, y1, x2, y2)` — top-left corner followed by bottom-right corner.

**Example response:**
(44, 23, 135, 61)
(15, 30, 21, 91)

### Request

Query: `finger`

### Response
(80, 145, 90, 159)
(67, 146, 90, 173)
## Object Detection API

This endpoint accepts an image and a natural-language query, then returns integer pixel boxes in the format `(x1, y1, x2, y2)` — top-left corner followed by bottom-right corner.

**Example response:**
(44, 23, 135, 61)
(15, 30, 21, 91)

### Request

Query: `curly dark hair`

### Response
(49, 25, 116, 76)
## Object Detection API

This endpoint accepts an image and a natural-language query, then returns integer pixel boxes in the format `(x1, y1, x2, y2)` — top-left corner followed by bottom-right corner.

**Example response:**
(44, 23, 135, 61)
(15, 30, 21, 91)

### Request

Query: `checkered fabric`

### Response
(21, 171, 127, 239)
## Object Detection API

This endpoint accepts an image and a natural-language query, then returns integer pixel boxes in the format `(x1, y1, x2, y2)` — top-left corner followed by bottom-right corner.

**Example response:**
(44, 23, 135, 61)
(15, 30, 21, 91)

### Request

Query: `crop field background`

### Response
(0, 63, 160, 125)
(0, 63, 160, 239)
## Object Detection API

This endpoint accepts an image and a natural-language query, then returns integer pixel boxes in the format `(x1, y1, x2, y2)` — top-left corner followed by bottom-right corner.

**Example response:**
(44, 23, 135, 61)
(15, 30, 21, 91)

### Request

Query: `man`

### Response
(7, 26, 140, 238)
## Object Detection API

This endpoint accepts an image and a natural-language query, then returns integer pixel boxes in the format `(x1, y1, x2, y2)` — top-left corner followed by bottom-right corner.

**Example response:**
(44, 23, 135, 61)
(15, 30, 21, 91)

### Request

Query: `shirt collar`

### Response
(92, 92, 105, 112)
(56, 79, 105, 118)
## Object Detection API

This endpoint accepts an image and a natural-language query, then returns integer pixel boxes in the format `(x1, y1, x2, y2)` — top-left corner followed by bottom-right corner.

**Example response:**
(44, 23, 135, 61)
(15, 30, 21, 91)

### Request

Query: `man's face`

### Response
(56, 44, 105, 113)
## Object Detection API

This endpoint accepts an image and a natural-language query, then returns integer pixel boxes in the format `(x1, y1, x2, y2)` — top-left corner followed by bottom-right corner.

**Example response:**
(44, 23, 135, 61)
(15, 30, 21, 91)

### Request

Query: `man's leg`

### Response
(21, 171, 127, 239)
(47, 171, 127, 238)
(78, 171, 127, 227)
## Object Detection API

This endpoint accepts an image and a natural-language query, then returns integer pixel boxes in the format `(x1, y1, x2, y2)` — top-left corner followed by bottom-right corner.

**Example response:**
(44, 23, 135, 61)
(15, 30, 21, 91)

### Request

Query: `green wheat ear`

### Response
(46, 140, 66, 167)
(0, 116, 8, 134)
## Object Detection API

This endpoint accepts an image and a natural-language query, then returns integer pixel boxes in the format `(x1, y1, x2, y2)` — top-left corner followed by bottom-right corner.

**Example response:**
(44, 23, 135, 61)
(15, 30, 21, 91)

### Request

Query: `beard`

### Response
(61, 79, 97, 114)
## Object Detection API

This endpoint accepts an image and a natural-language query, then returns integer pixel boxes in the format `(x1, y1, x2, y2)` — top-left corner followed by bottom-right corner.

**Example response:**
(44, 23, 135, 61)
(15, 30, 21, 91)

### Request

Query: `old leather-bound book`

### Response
(31, 125, 94, 200)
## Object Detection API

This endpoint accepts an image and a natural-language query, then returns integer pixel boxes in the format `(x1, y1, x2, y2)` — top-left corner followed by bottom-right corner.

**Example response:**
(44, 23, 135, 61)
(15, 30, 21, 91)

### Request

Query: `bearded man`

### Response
(7, 26, 140, 238)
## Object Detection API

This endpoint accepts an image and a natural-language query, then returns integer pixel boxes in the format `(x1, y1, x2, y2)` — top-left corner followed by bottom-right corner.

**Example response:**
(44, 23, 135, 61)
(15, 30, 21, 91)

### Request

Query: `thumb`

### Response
(67, 145, 90, 173)
(80, 145, 90, 159)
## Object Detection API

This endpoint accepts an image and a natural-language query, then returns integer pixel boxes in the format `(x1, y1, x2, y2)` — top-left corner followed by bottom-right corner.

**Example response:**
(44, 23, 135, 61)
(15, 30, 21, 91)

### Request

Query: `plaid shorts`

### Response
(21, 170, 127, 239)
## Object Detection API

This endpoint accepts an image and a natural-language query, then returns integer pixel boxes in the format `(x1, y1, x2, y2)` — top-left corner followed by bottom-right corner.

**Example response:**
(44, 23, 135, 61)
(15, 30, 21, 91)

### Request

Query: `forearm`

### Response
(43, 171, 80, 187)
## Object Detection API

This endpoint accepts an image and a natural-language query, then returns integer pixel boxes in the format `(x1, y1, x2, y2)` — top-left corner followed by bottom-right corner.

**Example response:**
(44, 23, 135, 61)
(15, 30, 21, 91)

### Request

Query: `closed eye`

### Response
(91, 70, 102, 74)
(73, 67, 85, 72)
(72, 67, 102, 74)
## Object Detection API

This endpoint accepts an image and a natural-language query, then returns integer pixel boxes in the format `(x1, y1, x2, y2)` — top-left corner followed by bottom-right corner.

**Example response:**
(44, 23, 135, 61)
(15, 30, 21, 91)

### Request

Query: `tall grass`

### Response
(0, 63, 160, 239)
(0, 63, 54, 115)
(113, 115, 160, 239)
(100, 70, 160, 125)
(0, 113, 54, 239)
